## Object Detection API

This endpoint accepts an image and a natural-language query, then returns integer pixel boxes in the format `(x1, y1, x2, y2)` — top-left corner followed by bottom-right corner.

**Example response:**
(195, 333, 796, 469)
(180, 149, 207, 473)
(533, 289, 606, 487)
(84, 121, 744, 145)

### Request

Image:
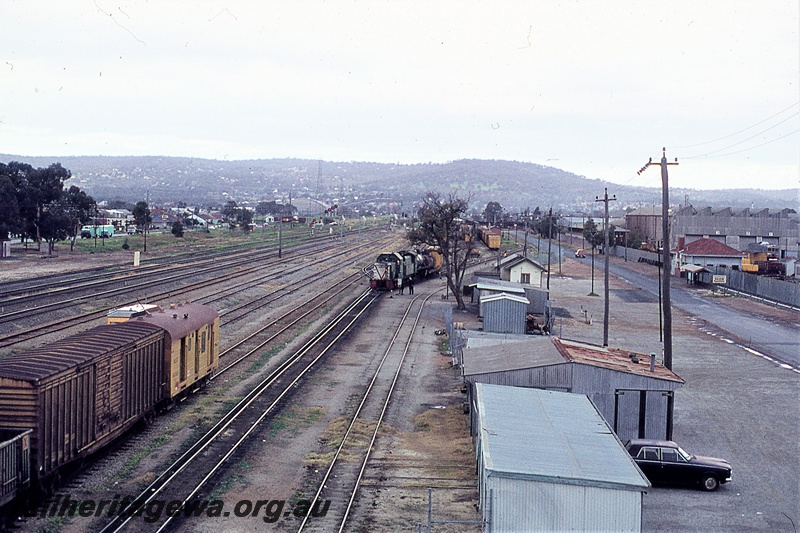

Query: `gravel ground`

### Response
(5, 239, 797, 532)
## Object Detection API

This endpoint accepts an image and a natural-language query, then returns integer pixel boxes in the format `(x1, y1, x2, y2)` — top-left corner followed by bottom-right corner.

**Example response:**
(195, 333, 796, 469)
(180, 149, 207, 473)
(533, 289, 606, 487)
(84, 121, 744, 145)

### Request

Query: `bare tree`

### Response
(407, 191, 475, 309)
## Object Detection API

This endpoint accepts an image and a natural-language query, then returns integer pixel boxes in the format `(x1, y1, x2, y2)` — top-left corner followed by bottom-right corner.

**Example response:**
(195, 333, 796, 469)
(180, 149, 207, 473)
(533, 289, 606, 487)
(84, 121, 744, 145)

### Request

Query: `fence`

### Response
(611, 245, 799, 309)
(699, 266, 800, 308)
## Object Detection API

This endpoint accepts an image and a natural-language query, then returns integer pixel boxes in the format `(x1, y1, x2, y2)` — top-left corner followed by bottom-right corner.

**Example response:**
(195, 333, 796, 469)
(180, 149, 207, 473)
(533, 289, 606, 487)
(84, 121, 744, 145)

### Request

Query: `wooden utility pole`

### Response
(595, 188, 616, 346)
(638, 148, 678, 369)
(546, 207, 553, 290)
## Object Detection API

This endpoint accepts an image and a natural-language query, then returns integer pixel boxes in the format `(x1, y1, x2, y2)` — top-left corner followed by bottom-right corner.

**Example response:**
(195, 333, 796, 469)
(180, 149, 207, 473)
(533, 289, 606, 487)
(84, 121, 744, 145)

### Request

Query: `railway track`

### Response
(0, 230, 376, 321)
(0, 233, 392, 349)
(297, 292, 433, 532)
(0, 231, 312, 301)
(97, 290, 379, 532)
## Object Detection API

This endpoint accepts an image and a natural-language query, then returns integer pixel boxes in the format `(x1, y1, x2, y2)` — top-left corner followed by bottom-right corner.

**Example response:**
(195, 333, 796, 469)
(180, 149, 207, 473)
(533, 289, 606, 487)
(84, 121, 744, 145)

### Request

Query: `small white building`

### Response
(473, 384, 650, 532)
(498, 253, 547, 287)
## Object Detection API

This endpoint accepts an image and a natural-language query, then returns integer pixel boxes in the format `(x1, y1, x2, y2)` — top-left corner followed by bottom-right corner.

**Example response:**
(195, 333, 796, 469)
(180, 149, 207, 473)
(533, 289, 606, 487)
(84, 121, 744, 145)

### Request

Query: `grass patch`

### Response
(247, 342, 286, 373)
(113, 434, 171, 480)
(268, 406, 326, 437)
(33, 515, 67, 533)
(208, 461, 252, 500)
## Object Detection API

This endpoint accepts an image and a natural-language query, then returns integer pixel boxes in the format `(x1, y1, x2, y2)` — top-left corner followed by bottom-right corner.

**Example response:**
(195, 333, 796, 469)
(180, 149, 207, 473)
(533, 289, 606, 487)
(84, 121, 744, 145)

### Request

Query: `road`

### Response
(548, 237, 799, 369)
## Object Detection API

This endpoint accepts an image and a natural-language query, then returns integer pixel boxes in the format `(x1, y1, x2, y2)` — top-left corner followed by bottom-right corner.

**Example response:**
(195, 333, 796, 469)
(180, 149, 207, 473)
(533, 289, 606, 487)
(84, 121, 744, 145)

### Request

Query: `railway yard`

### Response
(1, 226, 798, 532)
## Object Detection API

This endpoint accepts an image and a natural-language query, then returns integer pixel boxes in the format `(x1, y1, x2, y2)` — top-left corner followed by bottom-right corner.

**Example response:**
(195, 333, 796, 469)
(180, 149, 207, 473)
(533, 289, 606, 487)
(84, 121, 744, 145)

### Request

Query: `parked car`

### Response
(625, 439, 732, 491)
(575, 249, 586, 258)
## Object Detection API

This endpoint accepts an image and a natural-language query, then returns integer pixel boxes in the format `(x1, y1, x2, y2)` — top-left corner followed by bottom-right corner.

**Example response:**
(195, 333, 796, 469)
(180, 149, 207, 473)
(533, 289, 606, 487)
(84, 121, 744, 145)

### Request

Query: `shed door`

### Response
(614, 389, 673, 441)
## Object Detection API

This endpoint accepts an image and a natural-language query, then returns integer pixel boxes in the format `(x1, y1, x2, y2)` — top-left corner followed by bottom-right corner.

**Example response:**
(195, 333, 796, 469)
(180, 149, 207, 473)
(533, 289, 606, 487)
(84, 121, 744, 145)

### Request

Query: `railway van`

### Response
(133, 302, 220, 399)
(0, 302, 220, 506)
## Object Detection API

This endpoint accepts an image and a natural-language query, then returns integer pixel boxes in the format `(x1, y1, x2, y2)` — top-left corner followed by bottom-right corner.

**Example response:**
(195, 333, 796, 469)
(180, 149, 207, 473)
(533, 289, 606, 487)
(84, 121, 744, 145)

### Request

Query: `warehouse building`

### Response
(463, 335, 684, 441)
(473, 383, 650, 532)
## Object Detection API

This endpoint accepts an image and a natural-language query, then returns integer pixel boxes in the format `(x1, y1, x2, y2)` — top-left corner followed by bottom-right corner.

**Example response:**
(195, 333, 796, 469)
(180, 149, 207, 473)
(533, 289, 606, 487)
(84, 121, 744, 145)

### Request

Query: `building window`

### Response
(520, 273, 531, 284)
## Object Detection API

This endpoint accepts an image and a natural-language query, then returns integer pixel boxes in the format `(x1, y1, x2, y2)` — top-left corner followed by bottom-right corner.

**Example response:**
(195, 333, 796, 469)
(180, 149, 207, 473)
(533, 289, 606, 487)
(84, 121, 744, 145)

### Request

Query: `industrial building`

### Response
(472, 383, 650, 532)
(462, 335, 684, 441)
(626, 205, 800, 258)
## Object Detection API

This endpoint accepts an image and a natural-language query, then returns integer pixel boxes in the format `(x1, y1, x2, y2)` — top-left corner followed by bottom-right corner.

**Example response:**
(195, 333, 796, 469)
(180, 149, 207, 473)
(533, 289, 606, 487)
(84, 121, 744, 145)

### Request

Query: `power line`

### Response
(682, 112, 799, 159)
(683, 128, 800, 160)
(673, 101, 799, 149)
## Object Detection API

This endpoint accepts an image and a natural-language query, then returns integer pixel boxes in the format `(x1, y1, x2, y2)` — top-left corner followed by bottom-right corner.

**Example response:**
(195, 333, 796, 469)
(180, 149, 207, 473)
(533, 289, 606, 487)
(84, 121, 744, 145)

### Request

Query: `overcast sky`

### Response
(1, 1, 798, 191)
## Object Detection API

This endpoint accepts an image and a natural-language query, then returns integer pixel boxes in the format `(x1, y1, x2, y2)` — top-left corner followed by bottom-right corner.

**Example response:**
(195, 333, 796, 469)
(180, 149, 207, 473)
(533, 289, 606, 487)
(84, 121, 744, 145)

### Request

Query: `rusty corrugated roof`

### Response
(552, 338, 684, 383)
(0, 322, 163, 383)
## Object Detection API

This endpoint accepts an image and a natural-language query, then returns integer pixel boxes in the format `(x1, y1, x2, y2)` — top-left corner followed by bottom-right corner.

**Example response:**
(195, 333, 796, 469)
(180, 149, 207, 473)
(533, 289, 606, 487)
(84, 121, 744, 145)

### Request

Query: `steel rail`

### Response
(295, 291, 433, 532)
(97, 290, 377, 533)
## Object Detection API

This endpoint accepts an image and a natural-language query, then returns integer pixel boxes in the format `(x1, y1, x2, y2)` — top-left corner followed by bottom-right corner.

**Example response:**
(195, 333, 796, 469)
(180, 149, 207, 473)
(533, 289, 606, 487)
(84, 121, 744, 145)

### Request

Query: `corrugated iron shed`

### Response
(553, 338, 683, 383)
(469, 279, 527, 294)
(474, 383, 649, 532)
(481, 292, 530, 305)
(476, 383, 650, 490)
(463, 335, 683, 384)
(482, 292, 529, 334)
(463, 335, 562, 375)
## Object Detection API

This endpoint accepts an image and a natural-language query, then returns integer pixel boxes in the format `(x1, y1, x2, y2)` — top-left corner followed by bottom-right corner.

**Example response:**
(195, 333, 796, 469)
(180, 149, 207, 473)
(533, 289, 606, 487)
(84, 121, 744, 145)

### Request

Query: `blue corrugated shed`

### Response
(475, 383, 650, 491)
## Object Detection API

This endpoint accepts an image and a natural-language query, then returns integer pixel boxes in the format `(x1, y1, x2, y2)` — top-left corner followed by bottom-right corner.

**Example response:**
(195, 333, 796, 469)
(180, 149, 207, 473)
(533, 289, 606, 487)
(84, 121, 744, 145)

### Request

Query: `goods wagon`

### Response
(0, 322, 166, 489)
(0, 302, 219, 507)
(479, 227, 501, 250)
(0, 429, 31, 508)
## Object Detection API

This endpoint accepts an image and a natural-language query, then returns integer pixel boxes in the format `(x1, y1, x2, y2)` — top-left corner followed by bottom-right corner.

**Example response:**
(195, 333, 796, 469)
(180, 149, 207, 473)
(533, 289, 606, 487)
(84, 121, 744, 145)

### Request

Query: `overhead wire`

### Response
(672, 101, 799, 149)
(682, 128, 800, 160)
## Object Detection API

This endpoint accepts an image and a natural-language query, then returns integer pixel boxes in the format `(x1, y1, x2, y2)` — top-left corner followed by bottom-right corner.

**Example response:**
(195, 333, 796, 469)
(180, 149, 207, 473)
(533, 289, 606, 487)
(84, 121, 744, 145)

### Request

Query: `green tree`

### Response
(483, 201, 503, 225)
(4, 162, 70, 248)
(407, 191, 475, 309)
(171, 220, 185, 237)
(239, 208, 253, 230)
(133, 201, 152, 233)
(59, 186, 97, 251)
(0, 175, 20, 241)
(222, 200, 240, 226)
(536, 213, 560, 239)
(583, 218, 614, 250)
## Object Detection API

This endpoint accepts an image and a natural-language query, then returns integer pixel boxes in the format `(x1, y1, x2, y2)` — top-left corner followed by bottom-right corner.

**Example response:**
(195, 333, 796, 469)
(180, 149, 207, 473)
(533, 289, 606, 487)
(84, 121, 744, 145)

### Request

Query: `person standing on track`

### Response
(408, 279, 414, 295)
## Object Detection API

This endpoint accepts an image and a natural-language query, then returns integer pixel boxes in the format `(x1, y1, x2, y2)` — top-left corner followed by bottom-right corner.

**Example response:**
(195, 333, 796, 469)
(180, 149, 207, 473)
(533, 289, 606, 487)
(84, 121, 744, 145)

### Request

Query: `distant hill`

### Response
(1, 154, 795, 214)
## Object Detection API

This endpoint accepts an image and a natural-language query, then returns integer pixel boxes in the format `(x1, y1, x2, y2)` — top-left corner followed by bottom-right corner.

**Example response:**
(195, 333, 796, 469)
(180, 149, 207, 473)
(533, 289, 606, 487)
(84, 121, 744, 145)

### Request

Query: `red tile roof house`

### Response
(673, 237, 744, 275)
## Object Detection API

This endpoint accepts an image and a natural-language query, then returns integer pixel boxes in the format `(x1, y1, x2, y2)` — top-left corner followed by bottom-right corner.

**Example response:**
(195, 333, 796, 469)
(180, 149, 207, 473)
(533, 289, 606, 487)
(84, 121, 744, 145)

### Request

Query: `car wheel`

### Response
(701, 475, 719, 491)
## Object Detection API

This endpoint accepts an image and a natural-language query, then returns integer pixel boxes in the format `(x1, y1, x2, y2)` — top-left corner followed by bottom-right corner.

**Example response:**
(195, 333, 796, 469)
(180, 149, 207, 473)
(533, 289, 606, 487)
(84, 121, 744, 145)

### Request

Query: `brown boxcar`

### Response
(0, 429, 31, 507)
(132, 302, 220, 400)
(0, 322, 165, 485)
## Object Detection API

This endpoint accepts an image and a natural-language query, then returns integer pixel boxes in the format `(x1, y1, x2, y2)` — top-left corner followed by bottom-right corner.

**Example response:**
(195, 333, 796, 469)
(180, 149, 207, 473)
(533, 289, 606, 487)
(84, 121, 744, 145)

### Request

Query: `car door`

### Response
(636, 446, 664, 483)
(659, 446, 692, 485)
